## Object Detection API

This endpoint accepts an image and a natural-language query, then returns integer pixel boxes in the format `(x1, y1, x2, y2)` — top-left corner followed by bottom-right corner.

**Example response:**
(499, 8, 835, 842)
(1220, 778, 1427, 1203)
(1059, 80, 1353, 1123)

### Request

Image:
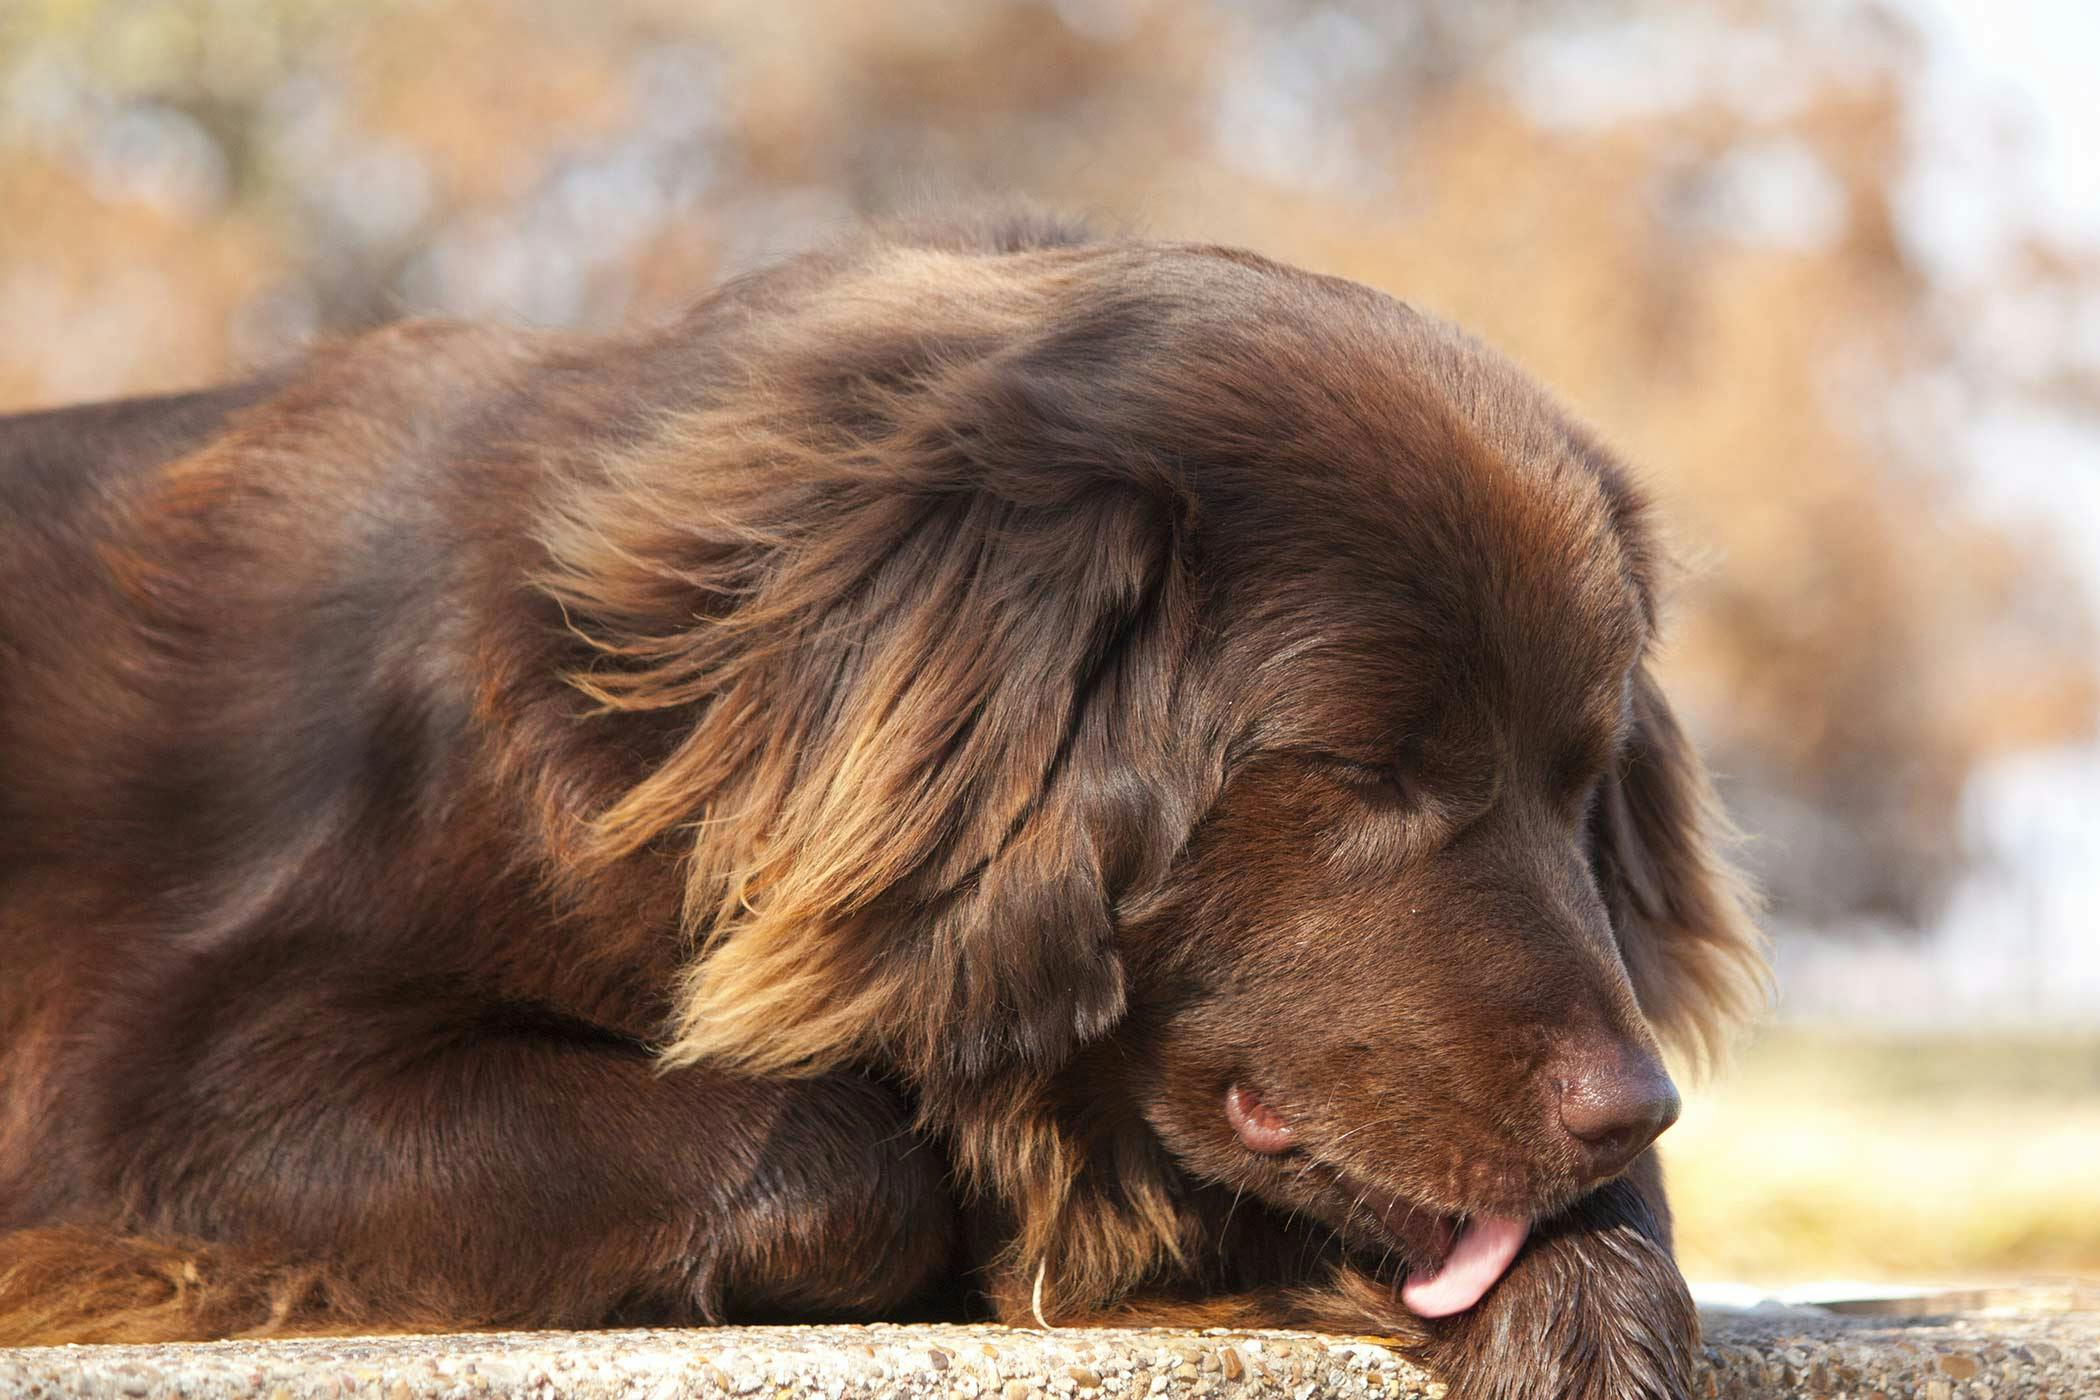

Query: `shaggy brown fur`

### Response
(0, 213, 1763, 1398)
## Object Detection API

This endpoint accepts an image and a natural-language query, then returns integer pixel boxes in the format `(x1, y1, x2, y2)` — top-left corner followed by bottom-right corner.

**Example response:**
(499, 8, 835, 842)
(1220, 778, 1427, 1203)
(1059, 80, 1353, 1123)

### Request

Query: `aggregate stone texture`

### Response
(0, 1306, 2094, 1400)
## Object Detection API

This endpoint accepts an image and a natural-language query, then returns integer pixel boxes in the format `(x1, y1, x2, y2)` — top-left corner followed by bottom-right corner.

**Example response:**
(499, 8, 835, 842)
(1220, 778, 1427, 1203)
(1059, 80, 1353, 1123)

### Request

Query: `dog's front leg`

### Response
(0, 973, 956, 1342)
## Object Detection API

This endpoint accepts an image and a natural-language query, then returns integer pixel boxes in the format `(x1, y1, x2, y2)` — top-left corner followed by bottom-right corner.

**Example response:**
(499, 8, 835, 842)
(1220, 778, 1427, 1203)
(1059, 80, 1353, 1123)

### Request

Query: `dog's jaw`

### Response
(1221, 1082, 1532, 1317)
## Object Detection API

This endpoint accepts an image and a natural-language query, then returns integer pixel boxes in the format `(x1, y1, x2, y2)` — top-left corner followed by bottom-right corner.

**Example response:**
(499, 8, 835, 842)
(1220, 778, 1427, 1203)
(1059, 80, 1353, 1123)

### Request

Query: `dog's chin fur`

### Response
(0, 211, 1763, 1396)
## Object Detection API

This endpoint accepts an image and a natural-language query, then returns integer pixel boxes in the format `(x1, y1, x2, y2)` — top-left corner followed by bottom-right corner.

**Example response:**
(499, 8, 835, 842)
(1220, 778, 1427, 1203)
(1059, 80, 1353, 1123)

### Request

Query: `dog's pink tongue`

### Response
(1399, 1215, 1530, 1317)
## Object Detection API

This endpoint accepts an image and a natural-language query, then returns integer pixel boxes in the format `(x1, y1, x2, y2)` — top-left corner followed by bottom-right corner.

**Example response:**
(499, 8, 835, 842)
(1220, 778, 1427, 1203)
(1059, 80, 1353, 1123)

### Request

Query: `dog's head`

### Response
(544, 216, 1766, 1309)
(1118, 389, 1746, 1307)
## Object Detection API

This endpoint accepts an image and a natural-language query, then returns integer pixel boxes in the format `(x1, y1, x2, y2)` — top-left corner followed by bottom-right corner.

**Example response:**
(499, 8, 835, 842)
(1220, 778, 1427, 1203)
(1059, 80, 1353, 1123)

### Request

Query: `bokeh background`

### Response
(3, 0, 2095, 1297)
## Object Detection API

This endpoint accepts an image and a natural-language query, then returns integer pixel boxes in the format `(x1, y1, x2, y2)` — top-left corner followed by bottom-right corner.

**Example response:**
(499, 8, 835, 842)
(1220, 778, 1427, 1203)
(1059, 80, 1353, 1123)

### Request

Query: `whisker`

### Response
(1218, 1179, 1249, 1258)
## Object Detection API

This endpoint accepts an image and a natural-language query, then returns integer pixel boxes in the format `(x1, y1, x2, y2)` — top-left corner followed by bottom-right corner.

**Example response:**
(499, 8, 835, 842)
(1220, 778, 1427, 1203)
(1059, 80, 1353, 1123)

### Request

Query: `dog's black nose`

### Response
(1554, 1040, 1680, 1179)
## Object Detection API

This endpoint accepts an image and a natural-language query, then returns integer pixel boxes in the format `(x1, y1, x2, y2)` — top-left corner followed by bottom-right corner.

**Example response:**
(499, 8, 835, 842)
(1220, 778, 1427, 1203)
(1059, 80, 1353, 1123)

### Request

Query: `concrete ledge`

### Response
(2, 1307, 2095, 1400)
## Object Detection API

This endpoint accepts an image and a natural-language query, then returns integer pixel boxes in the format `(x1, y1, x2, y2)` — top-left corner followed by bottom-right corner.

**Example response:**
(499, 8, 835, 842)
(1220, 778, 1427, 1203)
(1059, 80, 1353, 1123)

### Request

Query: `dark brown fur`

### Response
(0, 214, 1762, 1397)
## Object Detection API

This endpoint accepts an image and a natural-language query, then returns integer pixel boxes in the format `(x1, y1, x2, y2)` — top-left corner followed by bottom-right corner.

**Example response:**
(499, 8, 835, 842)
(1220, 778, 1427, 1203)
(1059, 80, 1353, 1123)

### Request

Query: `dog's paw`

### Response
(1416, 1191, 1698, 1400)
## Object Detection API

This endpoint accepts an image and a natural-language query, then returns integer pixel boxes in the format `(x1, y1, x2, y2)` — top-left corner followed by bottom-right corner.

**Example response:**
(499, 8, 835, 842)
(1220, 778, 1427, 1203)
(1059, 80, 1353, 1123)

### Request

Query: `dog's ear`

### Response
(1591, 666, 1768, 1069)
(539, 293, 1200, 1081)
(902, 495, 1199, 1081)
(660, 479, 1193, 1082)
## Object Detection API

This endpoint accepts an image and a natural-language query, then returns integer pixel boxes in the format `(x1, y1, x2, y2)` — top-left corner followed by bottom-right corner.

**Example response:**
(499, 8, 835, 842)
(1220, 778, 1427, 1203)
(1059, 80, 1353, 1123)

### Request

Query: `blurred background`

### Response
(2, 0, 2094, 1298)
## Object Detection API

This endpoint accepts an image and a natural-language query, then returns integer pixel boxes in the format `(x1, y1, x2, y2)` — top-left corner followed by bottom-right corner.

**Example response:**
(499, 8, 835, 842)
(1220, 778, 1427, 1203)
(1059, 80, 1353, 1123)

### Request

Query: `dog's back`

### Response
(0, 383, 272, 666)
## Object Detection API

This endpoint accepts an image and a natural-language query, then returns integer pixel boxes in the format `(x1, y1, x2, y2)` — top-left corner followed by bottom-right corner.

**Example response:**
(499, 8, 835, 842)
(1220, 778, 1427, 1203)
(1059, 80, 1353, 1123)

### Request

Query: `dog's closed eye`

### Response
(1299, 750, 1418, 806)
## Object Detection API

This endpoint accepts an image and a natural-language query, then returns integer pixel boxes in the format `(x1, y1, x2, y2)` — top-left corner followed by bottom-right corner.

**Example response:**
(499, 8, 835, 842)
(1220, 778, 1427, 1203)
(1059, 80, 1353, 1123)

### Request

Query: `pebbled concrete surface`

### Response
(0, 1306, 2095, 1400)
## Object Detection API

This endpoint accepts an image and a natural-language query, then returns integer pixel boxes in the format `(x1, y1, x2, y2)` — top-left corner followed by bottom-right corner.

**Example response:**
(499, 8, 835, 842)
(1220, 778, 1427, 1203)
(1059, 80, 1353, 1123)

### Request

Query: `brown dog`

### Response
(0, 213, 1763, 1398)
